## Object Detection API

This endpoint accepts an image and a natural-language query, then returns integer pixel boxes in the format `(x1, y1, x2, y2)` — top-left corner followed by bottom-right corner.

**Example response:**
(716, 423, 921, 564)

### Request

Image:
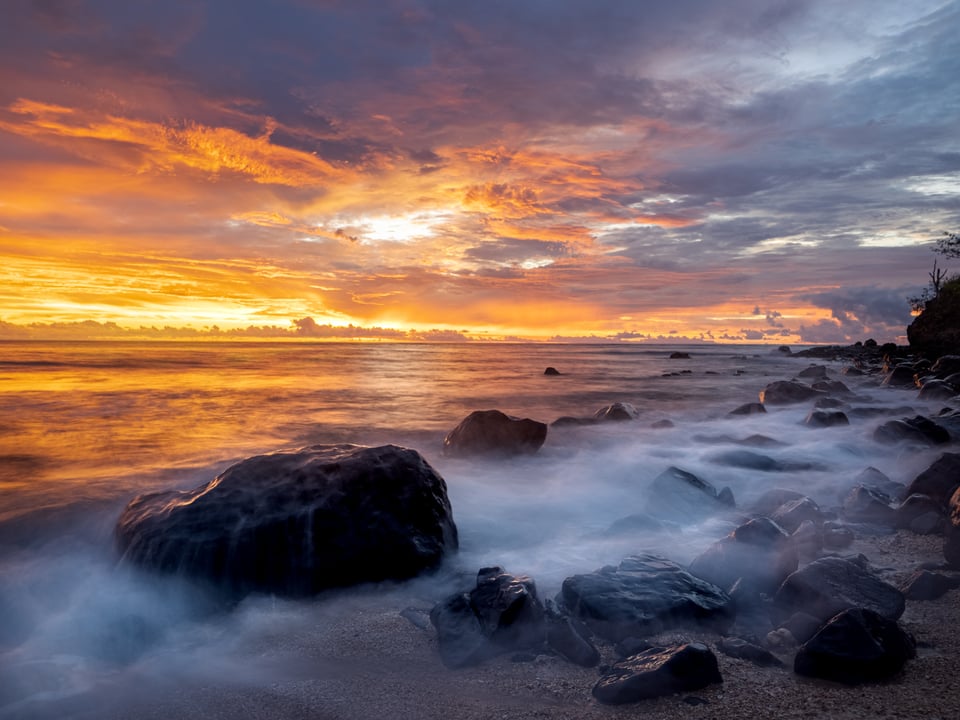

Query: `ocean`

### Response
(0, 341, 942, 718)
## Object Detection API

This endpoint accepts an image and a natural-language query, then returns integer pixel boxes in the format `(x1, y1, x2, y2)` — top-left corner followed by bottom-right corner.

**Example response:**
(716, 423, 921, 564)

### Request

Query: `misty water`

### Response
(0, 341, 944, 718)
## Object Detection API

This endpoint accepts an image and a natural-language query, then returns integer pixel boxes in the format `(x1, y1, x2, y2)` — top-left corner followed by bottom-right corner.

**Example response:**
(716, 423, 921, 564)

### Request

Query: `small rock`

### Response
(899, 569, 960, 601)
(592, 643, 722, 704)
(443, 410, 548, 457)
(594, 402, 640, 422)
(804, 410, 850, 428)
(729, 402, 767, 416)
(717, 636, 785, 667)
(543, 366, 561, 376)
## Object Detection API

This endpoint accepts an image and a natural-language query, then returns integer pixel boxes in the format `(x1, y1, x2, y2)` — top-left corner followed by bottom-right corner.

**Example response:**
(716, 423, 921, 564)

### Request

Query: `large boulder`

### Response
(759, 381, 823, 405)
(443, 409, 547, 456)
(560, 554, 734, 641)
(688, 517, 798, 595)
(873, 416, 950, 446)
(905, 453, 960, 506)
(842, 485, 897, 526)
(774, 557, 905, 622)
(430, 567, 545, 668)
(643, 466, 734, 524)
(592, 643, 722, 704)
(794, 608, 915, 685)
(115, 444, 458, 596)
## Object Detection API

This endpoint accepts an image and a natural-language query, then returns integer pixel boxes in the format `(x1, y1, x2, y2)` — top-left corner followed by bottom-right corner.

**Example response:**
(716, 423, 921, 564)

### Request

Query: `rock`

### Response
(812, 380, 852, 395)
(550, 415, 598, 427)
(749, 488, 805, 516)
(716, 637, 785, 667)
(779, 611, 824, 644)
(814, 397, 847, 409)
(911, 512, 944, 535)
(543, 366, 561, 376)
(430, 567, 545, 668)
(946, 486, 960, 567)
(643, 466, 734, 524)
(842, 366, 865, 376)
(794, 608, 916, 685)
(560, 554, 734, 641)
(709, 450, 822, 473)
(115, 444, 458, 596)
(650, 419, 674, 429)
(729, 402, 767, 416)
(443, 409, 548, 456)
(873, 416, 950, 446)
(592, 643, 722, 704)
(792, 519, 822, 560)
(852, 467, 904, 502)
(759, 380, 823, 405)
(899, 569, 960, 601)
(798, 365, 829, 379)
(688, 517, 797, 595)
(906, 453, 960, 506)
(669, 352, 691, 359)
(774, 557, 905, 622)
(882, 365, 920, 387)
(603, 512, 670, 536)
(593, 402, 640, 421)
(804, 410, 850, 428)
(771, 497, 823, 533)
(896, 494, 943, 530)
(545, 616, 600, 667)
(918, 379, 957, 400)
(765, 628, 797, 651)
(822, 522, 855, 549)
(774, 345, 792, 355)
(842, 485, 897, 526)
(615, 636, 655, 658)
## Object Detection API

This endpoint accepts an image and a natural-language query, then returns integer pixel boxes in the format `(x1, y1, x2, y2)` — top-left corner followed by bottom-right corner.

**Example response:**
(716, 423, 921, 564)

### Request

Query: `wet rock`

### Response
(794, 608, 915, 685)
(717, 636, 785, 668)
(851, 467, 904, 502)
(792, 519, 823, 560)
(814, 397, 847, 409)
(592, 643, 722, 705)
(431, 567, 545, 668)
(906, 453, 960, 506)
(759, 380, 824, 405)
(709, 450, 822, 473)
(545, 615, 600, 667)
(670, 352, 691, 359)
(812, 380, 851, 395)
(650, 419, 674, 429)
(779, 611, 824, 645)
(822, 523, 855, 550)
(842, 485, 897, 526)
(896, 494, 944, 531)
(804, 410, 850, 428)
(115, 444, 458, 597)
(749, 488, 805, 516)
(841, 366, 865, 376)
(729, 402, 767, 416)
(443, 409, 548, 456)
(771, 497, 823, 534)
(918, 379, 957, 401)
(899, 569, 960, 601)
(774, 556, 905, 622)
(798, 365, 829, 379)
(543, 366, 561, 376)
(882, 365, 920, 387)
(593, 402, 640, 421)
(873, 416, 950, 446)
(931, 355, 960, 377)
(688, 517, 797, 595)
(643, 466, 735, 524)
(550, 415, 598, 427)
(560, 554, 734, 641)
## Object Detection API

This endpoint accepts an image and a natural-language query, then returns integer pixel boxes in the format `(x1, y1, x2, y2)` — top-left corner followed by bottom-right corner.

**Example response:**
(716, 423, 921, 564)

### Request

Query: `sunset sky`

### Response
(1, 0, 958, 343)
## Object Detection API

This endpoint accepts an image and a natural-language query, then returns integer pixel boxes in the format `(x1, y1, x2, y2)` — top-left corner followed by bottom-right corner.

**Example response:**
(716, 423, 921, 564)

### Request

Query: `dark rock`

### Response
(882, 365, 920, 388)
(561, 554, 734, 641)
(594, 402, 640, 422)
(896, 494, 943, 530)
(873, 416, 950, 446)
(774, 557, 905, 622)
(814, 397, 847, 409)
(911, 512, 944, 535)
(729, 402, 767, 416)
(798, 365, 829, 379)
(794, 608, 916, 685)
(804, 410, 850, 428)
(431, 567, 545, 668)
(779, 611, 824, 644)
(709, 450, 822, 473)
(932, 356, 960, 377)
(848, 405, 917, 420)
(550, 415, 598, 427)
(643, 466, 734, 524)
(918, 379, 957, 401)
(771, 497, 823, 533)
(792, 519, 823, 560)
(670, 352, 691, 359)
(543, 366, 561, 376)
(443, 409, 547, 456)
(546, 615, 600, 667)
(842, 366, 865, 376)
(906, 453, 960, 506)
(115, 444, 458, 597)
(946, 486, 960, 567)
(688, 517, 797, 595)
(842, 485, 897, 526)
(759, 381, 824, 405)
(907, 274, 960, 355)
(774, 345, 792, 355)
(717, 636, 785, 667)
(592, 643, 722, 704)
(812, 379, 852, 395)
(852, 467, 904, 502)
(822, 523, 855, 550)
(749, 488, 805, 516)
(615, 636, 654, 658)
(651, 419, 674, 429)
(899, 569, 960, 601)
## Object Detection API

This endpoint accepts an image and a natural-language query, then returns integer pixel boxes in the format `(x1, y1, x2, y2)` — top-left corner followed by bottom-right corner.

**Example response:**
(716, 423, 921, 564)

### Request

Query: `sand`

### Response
(91, 531, 960, 720)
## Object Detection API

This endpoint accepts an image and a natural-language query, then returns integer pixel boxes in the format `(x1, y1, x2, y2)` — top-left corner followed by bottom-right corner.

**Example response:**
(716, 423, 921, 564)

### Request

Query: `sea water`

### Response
(0, 341, 943, 717)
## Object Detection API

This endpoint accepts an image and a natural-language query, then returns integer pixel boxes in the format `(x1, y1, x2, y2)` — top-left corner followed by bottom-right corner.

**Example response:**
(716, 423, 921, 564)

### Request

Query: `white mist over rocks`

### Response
(0, 342, 952, 718)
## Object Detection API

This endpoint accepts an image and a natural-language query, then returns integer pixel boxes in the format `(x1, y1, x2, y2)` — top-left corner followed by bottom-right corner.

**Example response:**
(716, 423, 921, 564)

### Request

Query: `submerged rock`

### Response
(794, 608, 915, 685)
(873, 416, 950, 446)
(729, 402, 767, 416)
(804, 410, 849, 428)
(116, 444, 458, 596)
(443, 409, 547, 456)
(592, 643, 722, 704)
(560, 554, 734, 641)
(643, 466, 735, 523)
(842, 485, 897, 526)
(593, 402, 640, 421)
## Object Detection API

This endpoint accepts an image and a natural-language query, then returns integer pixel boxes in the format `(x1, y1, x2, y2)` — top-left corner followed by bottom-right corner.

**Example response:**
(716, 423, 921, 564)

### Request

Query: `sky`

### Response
(1, 0, 958, 343)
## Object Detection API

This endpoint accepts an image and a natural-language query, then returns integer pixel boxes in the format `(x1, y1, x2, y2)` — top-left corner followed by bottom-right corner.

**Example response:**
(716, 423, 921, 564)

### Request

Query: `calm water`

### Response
(0, 341, 944, 718)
